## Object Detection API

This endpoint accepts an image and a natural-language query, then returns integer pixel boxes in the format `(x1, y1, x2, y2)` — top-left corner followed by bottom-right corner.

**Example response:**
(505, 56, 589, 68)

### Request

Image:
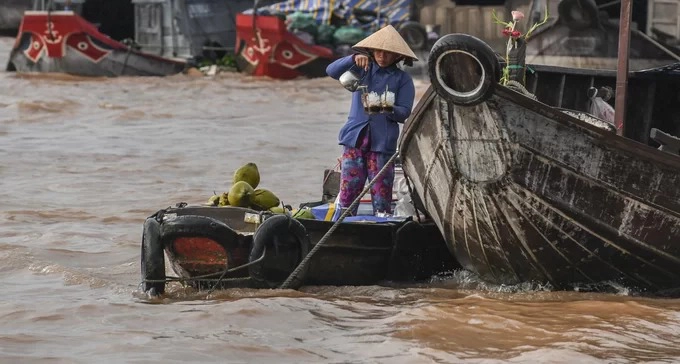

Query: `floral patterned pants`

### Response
(338, 127, 395, 215)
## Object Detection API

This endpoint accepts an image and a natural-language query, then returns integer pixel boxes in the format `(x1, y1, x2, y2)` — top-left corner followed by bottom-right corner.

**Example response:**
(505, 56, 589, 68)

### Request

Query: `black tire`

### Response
(428, 33, 500, 106)
(352, 8, 378, 25)
(141, 218, 165, 295)
(398, 21, 428, 51)
(558, 0, 600, 30)
(249, 215, 311, 289)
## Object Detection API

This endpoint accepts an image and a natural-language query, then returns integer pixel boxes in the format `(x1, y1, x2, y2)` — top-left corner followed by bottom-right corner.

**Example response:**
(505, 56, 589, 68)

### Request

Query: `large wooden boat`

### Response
(6, 10, 186, 77)
(399, 33, 680, 296)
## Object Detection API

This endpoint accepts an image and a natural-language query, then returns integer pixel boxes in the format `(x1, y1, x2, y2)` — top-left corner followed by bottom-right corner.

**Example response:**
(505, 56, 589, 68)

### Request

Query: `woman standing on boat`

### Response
(326, 25, 418, 215)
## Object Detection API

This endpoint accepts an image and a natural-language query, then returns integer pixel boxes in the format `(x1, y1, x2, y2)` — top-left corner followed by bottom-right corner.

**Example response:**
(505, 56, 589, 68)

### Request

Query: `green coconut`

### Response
(292, 207, 315, 220)
(227, 181, 254, 207)
(269, 206, 286, 214)
(232, 162, 260, 189)
(218, 192, 230, 207)
(206, 194, 220, 206)
(250, 188, 280, 210)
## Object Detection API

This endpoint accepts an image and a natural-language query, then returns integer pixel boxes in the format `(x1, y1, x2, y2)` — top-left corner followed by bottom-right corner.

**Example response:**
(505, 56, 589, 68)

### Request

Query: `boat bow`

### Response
(400, 33, 680, 295)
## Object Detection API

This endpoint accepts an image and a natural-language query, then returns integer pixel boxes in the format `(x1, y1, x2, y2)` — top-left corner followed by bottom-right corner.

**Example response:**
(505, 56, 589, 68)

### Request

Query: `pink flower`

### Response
(511, 11, 524, 21)
(511, 30, 522, 38)
(502, 28, 512, 36)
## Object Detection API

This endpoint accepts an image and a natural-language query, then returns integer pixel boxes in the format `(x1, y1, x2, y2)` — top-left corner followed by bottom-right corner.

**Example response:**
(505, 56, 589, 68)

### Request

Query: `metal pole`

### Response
(376, 0, 381, 32)
(614, 0, 632, 136)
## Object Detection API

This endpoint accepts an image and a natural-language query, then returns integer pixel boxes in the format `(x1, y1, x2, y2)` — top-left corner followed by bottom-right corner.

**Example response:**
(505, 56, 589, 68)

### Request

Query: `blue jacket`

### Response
(326, 55, 415, 155)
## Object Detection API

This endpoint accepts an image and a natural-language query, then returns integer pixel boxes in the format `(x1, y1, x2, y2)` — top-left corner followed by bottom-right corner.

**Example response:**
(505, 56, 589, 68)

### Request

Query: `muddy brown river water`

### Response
(1, 36, 679, 363)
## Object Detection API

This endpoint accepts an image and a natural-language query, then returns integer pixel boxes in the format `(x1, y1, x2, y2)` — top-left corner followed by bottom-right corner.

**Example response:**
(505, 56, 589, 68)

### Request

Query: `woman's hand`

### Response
(354, 54, 370, 71)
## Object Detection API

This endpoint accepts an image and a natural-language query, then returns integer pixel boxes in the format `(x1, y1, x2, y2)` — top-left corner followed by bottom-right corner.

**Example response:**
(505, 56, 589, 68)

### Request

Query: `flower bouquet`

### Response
(492, 9, 549, 86)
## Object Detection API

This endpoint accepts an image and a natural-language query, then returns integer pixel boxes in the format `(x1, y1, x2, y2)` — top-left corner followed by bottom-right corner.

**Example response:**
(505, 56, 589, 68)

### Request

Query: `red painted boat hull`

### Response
(234, 13, 336, 79)
(6, 11, 186, 77)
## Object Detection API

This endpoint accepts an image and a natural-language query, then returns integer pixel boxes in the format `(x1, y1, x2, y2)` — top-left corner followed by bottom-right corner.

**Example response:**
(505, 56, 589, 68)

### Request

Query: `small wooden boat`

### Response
(139, 168, 458, 295)
(140, 205, 456, 295)
(6, 10, 186, 77)
(399, 32, 680, 296)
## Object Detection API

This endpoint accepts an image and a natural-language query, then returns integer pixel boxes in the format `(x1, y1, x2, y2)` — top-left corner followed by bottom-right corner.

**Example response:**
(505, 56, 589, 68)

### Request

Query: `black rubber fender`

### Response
(428, 33, 500, 106)
(352, 8, 378, 24)
(249, 215, 311, 289)
(558, 0, 600, 30)
(159, 215, 240, 249)
(398, 21, 428, 51)
(141, 217, 165, 295)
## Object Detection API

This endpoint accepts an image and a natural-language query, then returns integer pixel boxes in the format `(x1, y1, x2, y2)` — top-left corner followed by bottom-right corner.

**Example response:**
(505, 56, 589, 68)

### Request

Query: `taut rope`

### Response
(279, 151, 400, 289)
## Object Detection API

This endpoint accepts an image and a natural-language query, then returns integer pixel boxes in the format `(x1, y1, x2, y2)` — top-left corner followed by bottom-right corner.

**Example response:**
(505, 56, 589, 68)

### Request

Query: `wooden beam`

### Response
(615, 0, 632, 136)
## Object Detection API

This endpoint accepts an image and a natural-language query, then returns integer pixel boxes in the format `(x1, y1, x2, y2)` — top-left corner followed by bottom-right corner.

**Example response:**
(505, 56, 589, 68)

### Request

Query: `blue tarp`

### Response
(343, 215, 410, 223)
(247, 0, 412, 30)
(309, 202, 406, 223)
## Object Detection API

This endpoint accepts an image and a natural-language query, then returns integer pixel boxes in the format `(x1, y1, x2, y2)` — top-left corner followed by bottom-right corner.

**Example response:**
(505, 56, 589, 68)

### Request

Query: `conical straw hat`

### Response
(353, 25, 418, 61)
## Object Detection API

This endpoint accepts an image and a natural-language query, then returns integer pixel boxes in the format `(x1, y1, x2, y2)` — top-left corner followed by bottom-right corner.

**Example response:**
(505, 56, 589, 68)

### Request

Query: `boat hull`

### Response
(143, 205, 458, 291)
(6, 11, 186, 77)
(234, 14, 335, 79)
(400, 34, 680, 295)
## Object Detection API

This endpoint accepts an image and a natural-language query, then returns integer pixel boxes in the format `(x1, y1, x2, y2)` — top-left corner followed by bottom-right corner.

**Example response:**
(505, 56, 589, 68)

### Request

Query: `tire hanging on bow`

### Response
(428, 33, 501, 106)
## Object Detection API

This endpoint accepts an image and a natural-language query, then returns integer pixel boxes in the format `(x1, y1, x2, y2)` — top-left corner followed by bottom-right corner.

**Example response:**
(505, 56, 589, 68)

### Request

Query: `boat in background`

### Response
(398, 24, 680, 296)
(130, 0, 282, 62)
(6, 9, 186, 77)
(234, 13, 336, 79)
(5, 0, 263, 77)
(234, 0, 429, 79)
(526, 0, 680, 70)
(523, 62, 680, 144)
(0, 0, 32, 35)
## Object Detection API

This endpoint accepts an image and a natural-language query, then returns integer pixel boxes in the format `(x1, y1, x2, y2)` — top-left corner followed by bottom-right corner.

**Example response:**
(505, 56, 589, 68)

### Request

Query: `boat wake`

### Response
(427, 269, 637, 296)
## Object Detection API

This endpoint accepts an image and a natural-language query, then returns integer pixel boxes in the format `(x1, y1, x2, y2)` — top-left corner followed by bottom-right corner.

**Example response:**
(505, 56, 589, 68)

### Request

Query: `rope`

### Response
(140, 275, 250, 286)
(402, 170, 423, 223)
(205, 245, 267, 296)
(506, 80, 537, 100)
(120, 46, 133, 76)
(139, 245, 267, 296)
(46, 0, 56, 41)
(279, 150, 400, 289)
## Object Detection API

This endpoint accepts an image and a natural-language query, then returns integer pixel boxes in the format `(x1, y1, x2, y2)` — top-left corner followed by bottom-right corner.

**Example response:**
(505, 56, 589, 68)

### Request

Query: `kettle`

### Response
(339, 68, 363, 92)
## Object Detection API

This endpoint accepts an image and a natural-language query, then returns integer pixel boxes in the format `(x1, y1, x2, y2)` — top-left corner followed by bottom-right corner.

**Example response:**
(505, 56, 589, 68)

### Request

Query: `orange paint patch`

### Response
(173, 237, 227, 266)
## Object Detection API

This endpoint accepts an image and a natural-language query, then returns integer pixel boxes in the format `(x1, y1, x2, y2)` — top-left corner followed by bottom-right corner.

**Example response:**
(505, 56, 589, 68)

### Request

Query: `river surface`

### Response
(1, 36, 679, 363)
